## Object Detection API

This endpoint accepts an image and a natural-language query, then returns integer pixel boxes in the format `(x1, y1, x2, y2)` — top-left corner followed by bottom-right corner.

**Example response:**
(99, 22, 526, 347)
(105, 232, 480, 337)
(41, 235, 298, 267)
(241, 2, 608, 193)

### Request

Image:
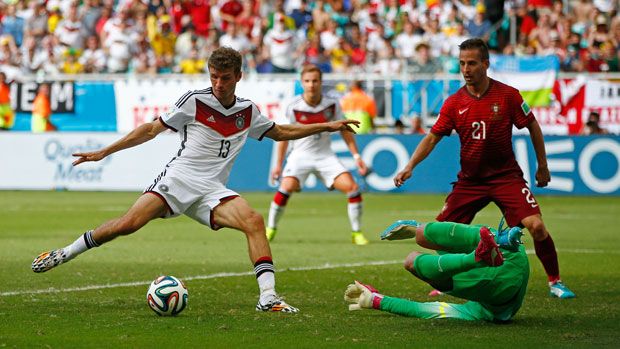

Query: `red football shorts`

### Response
(436, 177, 542, 227)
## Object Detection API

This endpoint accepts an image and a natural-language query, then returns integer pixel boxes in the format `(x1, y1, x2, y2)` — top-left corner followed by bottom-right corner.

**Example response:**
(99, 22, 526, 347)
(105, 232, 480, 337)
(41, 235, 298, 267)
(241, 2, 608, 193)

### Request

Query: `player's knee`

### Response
(526, 220, 548, 241)
(403, 251, 421, 273)
(243, 211, 265, 235)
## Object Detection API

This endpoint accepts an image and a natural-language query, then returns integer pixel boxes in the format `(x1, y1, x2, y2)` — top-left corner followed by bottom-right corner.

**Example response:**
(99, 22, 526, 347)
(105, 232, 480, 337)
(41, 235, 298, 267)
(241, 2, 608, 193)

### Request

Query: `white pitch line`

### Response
(0, 260, 402, 297)
(2, 249, 615, 297)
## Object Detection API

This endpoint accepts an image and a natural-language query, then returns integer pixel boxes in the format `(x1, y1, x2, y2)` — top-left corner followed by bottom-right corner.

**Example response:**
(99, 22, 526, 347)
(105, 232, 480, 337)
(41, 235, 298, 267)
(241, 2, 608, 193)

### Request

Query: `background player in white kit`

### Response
(266, 65, 370, 245)
(31, 47, 361, 313)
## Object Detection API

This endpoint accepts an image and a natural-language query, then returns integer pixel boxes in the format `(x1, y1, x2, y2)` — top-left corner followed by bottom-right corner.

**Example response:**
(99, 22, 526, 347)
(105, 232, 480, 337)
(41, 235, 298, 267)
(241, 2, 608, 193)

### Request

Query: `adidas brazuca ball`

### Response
(146, 275, 188, 316)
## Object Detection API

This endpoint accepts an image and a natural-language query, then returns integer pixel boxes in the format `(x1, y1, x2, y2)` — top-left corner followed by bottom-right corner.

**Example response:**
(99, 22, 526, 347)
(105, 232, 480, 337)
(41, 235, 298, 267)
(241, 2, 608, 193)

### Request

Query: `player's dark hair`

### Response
(208, 46, 242, 74)
(459, 38, 489, 61)
(301, 64, 322, 80)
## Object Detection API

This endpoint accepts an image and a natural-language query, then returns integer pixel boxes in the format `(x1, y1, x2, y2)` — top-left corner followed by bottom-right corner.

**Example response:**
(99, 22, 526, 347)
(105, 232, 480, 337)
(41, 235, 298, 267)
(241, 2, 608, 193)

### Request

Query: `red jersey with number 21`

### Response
(431, 79, 535, 181)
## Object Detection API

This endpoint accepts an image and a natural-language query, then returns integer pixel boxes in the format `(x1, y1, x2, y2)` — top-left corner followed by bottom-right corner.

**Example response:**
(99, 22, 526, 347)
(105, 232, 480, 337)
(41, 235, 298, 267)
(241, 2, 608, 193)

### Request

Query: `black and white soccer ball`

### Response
(146, 275, 188, 316)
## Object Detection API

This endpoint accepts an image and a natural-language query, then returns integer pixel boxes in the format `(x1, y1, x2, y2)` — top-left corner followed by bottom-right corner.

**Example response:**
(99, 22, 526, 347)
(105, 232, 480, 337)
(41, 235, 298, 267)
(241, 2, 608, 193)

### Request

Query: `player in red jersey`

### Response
(394, 38, 575, 299)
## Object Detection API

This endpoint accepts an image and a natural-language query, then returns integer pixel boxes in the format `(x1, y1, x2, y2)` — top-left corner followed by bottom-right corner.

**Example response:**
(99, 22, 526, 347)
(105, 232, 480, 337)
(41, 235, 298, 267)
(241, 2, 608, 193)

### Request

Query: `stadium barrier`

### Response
(2, 133, 618, 195)
(6, 72, 620, 134)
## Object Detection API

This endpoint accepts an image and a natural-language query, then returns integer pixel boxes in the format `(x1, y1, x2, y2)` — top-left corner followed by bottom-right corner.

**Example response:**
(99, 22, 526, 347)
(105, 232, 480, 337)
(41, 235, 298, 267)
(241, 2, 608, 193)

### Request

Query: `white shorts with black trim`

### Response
(282, 154, 348, 189)
(144, 169, 238, 230)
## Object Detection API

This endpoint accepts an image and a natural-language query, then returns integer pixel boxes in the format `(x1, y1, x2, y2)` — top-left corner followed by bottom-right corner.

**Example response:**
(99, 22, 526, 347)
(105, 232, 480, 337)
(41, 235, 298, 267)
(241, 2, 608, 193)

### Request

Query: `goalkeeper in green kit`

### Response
(345, 220, 529, 322)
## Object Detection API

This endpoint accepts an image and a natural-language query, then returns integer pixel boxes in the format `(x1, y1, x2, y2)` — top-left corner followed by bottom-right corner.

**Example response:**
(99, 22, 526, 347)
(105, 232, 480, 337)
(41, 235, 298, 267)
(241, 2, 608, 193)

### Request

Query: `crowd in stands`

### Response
(0, 0, 618, 78)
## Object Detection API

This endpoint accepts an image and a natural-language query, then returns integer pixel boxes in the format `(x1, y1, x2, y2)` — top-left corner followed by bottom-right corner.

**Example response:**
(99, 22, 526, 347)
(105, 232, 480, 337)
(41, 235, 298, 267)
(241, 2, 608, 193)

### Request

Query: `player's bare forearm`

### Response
(526, 120, 550, 186)
(265, 120, 360, 141)
(394, 133, 442, 187)
(72, 120, 166, 166)
(341, 130, 368, 175)
(276, 141, 289, 166)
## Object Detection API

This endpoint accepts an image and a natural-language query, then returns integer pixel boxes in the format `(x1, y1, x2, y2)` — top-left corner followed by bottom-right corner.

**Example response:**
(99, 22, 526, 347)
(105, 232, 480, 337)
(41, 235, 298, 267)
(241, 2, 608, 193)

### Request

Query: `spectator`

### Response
(0, 36, 20, 69)
(0, 72, 14, 131)
(55, 4, 86, 49)
(33, 35, 63, 75)
(320, 19, 341, 53)
(21, 37, 40, 73)
(95, 5, 113, 37)
(25, 1, 49, 43)
(588, 15, 610, 49)
(61, 48, 85, 74)
(235, 0, 261, 45)
(219, 0, 243, 32)
(263, 14, 299, 73)
(581, 111, 609, 135)
(330, 37, 351, 73)
(395, 20, 423, 63)
(466, 4, 492, 41)
(410, 116, 426, 134)
(188, 0, 211, 37)
(80, 35, 107, 73)
(219, 22, 252, 56)
(129, 34, 157, 74)
(80, 0, 103, 37)
(175, 24, 206, 60)
(289, 0, 312, 30)
(340, 80, 377, 135)
(393, 119, 405, 134)
(409, 42, 443, 74)
(104, 20, 134, 73)
(374, 39, 402, 75)
(2, 4, 25, 47)
(31, 83, 55, 133)
(150, 15, 176, 72)
(312, 0, 331, 33)
(177, 48, 206, 74)
(422, 18, 448, 58)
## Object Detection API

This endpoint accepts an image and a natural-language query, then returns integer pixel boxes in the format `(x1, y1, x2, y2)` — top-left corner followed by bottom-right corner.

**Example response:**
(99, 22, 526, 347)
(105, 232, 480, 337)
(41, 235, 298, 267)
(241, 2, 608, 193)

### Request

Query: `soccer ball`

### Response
(146, 275, 188, 316)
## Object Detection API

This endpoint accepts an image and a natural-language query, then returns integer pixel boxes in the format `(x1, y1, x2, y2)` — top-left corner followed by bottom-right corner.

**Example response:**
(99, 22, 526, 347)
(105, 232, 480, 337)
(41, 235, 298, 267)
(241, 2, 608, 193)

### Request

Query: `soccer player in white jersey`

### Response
(31, 47, 360, 313)
(266, 65, 370, 245)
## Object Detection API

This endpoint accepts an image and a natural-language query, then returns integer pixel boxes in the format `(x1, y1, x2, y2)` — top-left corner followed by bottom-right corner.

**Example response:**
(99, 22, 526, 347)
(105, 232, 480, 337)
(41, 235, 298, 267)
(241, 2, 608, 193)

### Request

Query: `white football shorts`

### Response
(144, 168, 239, 230)
(282, 154, 348, 189)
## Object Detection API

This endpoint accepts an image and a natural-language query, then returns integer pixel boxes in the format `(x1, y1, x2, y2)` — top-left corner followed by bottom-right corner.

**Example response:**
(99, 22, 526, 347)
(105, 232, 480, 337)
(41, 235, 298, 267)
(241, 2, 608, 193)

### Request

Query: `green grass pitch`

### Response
(1, 191, 619, 348)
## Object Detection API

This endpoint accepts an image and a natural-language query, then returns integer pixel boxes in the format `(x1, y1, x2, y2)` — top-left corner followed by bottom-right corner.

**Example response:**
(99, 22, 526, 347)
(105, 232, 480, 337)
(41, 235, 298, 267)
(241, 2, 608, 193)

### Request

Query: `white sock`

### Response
(258, 272, 277, 304)
(347, 192, 363, 232)
(254, 258, 276, 304)
(63, 230, 99, 260)
(268, 202, 286, 229)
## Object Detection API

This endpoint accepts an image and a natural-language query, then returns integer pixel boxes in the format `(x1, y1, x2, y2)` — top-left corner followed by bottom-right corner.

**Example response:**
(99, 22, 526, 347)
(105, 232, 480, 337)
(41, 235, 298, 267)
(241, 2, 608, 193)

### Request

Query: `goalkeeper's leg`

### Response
(421, 222, 485, 253)
(405, 227, 503, 281)
(378, 297, 493, 321)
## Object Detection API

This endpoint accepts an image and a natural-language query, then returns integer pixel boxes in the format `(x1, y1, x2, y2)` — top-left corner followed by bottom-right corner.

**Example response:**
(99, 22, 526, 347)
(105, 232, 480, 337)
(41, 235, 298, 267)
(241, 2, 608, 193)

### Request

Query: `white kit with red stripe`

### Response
(159, 88, 275, 185)
(282, 95, 343, 160)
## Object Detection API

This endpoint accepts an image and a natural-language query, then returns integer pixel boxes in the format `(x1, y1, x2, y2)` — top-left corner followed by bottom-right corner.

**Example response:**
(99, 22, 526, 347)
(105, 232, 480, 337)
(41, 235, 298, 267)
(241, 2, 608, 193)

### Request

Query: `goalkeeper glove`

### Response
(344, 280, 384, 311)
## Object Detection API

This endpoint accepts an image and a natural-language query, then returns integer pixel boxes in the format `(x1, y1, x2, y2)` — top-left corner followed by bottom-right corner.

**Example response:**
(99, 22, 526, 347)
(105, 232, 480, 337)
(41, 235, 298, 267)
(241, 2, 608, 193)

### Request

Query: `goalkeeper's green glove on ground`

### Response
(344, 280, 384, 311)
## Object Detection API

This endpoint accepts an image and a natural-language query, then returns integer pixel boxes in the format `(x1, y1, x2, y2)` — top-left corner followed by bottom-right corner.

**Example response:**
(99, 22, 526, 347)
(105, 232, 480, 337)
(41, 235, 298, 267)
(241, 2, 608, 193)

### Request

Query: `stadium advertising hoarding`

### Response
(114, 78, 295, 132)
(8, 81, 75, 113)
(1, 133, 618, 195)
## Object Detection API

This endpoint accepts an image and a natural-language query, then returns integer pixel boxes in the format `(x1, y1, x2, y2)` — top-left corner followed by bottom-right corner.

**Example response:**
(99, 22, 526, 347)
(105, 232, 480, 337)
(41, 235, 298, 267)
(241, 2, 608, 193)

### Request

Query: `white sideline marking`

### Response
(2, 249, 613, 297)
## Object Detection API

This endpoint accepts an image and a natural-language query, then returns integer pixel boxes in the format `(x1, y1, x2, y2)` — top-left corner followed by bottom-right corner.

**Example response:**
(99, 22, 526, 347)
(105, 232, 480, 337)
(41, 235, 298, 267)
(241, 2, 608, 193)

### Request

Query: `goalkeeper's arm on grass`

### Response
(344, 281, 493, 321)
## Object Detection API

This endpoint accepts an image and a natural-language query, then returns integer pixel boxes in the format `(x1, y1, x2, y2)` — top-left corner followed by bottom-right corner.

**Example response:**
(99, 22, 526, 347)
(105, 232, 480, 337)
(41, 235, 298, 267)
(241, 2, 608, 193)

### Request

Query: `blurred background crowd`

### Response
(0, 0, 618, 77)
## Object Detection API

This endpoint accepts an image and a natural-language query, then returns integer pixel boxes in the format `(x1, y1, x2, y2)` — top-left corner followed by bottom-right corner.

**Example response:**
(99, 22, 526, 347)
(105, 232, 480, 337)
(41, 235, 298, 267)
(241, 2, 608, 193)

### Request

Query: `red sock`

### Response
(273, 190, 290, 206)
(534, 235, 560, 283)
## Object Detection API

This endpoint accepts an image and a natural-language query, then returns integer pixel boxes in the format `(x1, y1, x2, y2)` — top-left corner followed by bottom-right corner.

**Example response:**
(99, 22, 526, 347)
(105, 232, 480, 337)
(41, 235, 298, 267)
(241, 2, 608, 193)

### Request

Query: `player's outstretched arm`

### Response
(394, 132, 442, 187)
(72, 119, 168, 166)
(264, 119, 360, 141)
